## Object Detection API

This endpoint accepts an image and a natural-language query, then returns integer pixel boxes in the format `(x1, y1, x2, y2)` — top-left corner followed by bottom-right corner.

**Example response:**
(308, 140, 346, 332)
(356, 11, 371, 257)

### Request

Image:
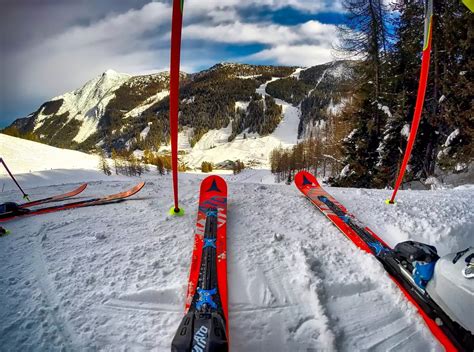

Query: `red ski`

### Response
(20, 183, 88, 208)
(0, 182, 145, 222)
(172, 175, 229, 351)
(294, 170, 469, 351)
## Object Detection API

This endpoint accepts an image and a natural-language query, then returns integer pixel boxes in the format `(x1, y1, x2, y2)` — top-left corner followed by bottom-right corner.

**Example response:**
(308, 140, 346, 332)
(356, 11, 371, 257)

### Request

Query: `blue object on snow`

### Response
(413, 261, 436, 289)
(341, 215, 350, 223)
(368, 241, 386, 256)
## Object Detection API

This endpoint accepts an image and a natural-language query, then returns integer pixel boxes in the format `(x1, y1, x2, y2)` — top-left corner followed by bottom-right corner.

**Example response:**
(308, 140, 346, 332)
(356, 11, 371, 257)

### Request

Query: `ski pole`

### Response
(0, 158, 29, 200)
(168, 0, 185, 216)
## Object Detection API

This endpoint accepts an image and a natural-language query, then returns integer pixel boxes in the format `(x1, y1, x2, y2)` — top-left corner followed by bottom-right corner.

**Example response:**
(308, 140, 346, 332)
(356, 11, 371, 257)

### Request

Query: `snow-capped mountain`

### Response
(40, 69, 131, 144)
(7, 61, 355, 168)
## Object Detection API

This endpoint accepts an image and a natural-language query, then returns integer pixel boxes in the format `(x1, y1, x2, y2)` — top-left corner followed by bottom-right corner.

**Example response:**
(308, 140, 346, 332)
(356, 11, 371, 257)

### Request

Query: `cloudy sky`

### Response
(0, 0, 345, 127)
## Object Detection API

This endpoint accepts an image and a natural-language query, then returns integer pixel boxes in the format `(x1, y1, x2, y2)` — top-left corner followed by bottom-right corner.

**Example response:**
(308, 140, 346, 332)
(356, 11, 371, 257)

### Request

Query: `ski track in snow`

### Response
(1, 169, 472, 351)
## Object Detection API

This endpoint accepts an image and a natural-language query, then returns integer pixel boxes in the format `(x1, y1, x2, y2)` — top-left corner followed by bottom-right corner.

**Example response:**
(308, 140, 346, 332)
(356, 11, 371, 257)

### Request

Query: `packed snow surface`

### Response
(124, 90, 170, 119)
(0, 134, 100, 174)
(1, 136, 473, 351)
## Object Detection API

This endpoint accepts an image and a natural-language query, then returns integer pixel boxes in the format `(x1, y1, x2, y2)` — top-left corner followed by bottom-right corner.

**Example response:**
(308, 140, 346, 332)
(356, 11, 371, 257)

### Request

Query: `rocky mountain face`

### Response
(6, 61, 355, 158)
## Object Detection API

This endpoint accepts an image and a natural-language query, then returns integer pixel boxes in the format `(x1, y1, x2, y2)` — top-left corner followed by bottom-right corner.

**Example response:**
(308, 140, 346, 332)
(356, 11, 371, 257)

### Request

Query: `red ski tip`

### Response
(294, 170, 320, 189)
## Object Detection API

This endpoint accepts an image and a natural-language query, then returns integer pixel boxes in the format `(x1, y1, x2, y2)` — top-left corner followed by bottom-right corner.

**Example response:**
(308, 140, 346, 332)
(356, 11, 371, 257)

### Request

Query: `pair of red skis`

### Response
(175, 172, 470, 351)
(0, 182, 145, 222)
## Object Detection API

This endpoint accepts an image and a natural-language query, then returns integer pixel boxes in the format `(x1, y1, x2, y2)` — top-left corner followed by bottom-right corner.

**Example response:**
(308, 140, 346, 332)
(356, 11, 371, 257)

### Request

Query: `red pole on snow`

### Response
(0, 158, 29, 200)
(388, 0, 433, 204)
(169, 0, 184, 215)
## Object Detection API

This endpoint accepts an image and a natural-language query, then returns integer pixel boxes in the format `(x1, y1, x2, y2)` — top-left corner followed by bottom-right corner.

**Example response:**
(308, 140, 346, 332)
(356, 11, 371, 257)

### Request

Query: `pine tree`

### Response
(430, 1, 473, 173)
(374, 0, 473, 186)
(334, 0, 391, 187)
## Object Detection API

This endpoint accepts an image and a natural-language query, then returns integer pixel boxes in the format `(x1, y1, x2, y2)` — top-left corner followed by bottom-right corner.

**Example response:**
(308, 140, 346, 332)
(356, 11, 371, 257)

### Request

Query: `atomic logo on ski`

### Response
(206, 179, 222, 193)
(196, 288, 218, 309)
(302, 175, 313, 186)
(193, 326, 209, 351)
(203, 238, 216, 249)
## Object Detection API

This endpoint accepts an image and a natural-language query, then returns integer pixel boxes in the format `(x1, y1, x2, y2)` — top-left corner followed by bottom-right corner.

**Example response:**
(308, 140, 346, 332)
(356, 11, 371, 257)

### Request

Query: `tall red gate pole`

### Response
(389, 0, 433, 204)
(169, 0, 185, 215)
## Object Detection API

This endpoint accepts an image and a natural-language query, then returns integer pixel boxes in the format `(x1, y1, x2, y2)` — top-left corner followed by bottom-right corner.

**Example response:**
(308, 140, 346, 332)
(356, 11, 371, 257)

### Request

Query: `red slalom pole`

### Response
(388, 0, 433, 204)
(169, 0, 185, 216)
(0, 158, 29, 200)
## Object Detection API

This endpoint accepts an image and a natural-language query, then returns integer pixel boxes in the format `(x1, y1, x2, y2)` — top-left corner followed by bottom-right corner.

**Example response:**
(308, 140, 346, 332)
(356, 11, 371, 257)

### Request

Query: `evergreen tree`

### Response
(374, 0, 473, 186)
(334, 0, 391, 187)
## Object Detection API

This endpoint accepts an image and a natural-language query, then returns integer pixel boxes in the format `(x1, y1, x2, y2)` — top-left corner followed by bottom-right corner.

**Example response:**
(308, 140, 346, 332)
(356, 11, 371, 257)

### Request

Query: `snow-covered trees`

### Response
(334, 0, 473, 187)
(332, 0, 391, 187)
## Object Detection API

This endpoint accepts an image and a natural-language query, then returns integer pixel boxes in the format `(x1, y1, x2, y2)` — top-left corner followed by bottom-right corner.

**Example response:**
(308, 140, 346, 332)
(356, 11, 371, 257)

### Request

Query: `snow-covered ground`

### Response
(0, 134, 100, 174)
(124, 90, 170, 119)
(1, 136, 473, 351)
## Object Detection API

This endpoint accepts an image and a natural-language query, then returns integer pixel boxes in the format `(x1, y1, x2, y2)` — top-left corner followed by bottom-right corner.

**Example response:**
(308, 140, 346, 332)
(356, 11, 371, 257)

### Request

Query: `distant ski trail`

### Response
(33, 223, 80, 349)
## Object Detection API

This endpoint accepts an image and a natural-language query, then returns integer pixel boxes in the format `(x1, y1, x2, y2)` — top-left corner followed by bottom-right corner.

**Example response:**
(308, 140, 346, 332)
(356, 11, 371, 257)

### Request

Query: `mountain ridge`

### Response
(4, 60, 355, 168)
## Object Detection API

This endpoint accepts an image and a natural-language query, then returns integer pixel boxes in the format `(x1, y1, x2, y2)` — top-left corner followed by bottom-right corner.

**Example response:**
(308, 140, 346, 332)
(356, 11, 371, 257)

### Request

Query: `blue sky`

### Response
(0, 0, 345, 127)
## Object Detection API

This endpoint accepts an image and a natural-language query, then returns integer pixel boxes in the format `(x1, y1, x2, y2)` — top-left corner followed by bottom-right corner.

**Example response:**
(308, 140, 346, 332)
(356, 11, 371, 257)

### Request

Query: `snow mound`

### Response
(0, 134, 100, 175)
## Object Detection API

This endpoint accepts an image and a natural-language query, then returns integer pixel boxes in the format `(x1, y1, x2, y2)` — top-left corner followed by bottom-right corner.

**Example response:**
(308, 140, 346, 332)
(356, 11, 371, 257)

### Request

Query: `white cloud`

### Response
(7, 2, 173, 103)
(3, 0, 344, 119)
(183, 19, 340, 67)
(183, 22, 301, 45)
(248, 44, 335, 67)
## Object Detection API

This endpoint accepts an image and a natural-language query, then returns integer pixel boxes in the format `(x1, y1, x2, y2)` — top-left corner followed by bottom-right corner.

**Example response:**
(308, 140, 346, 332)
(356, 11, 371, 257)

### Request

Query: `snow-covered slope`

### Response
(0, 133, 100, 174)
(0, 138, 473, 351)
(178, 75, 301, 169)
